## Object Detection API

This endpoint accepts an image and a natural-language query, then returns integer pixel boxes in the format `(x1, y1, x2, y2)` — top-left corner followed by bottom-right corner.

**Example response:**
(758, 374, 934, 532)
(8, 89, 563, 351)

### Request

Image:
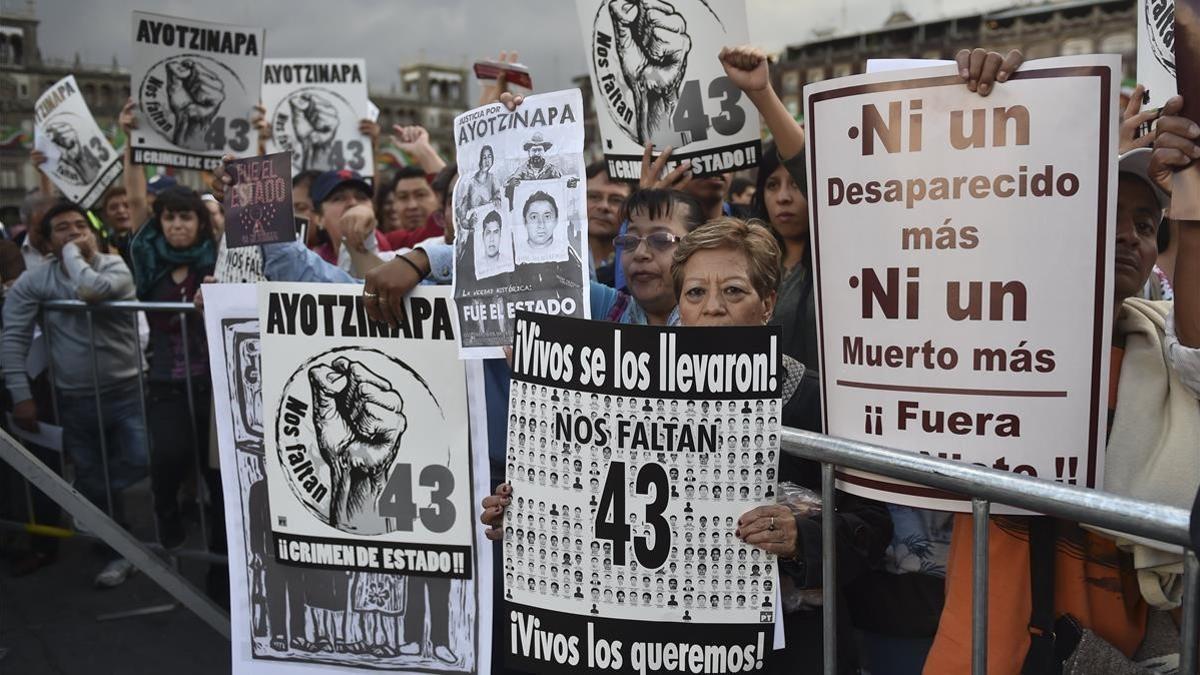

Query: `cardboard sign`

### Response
(804, 56, 1118, 512)
(575, 0, 761, 178)
(262, 58, 374, 177)
(203, 284, 493, 673)
(259, 283, 474, 576)
(130, 11, 264, 170)
(503, 312, 780, 674)
(451, 89, 590, 359)
(33, 75, 122, 207)
(1139, 0, 1177, 109)
(223, 152, 295, 248)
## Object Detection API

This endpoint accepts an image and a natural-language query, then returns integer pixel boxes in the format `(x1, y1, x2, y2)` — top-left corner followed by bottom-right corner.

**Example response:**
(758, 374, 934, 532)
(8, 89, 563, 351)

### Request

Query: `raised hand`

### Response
(608, 0, 692, 145)
(289, 93, 339, 171)
(638, 142, 692, 190)
(478, 50, 521, 106)
(165, 59, 226, 149)
(1121, 84, 1159, 154)
(718, 45, 770, 94)
(309, 356, 407, 530)
(118, 98, 138, 135)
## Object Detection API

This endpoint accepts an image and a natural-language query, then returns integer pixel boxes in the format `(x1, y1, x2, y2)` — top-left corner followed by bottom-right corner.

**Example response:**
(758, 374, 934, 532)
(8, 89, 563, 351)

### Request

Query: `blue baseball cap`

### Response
(147, 173, 178, 195)
(310, 169, 373, 210)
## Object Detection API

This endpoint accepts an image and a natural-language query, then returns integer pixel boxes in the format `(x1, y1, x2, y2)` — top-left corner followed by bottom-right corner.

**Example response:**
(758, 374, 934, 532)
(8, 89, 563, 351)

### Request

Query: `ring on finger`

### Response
(768, 516, 776, 531)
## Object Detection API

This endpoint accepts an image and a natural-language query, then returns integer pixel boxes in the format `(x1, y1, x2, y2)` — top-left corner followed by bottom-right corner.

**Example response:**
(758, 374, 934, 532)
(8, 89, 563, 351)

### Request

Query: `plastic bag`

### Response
(777, 482, 824, 611)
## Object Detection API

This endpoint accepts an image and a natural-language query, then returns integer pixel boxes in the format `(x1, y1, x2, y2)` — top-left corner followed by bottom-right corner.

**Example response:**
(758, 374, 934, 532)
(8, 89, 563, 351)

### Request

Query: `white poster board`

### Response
(262, 59, 374, 177)
(501, 312, 780, 673)
(130, 11, 263, 170)
(451, 89, 590, 359)
(213, 233, 266, 283)
(33, 75, 122, 207)
(574, 0, 761, 179)
(1139, 0, 1177, 109)
(804, 56, 1117, 512)
(204, 283, 492, 673)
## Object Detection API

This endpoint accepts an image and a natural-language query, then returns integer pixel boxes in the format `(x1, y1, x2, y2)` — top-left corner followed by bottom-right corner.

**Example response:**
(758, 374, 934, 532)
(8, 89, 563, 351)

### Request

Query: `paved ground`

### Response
(0, 484, 231, 675)
(0, 536, 231, 675)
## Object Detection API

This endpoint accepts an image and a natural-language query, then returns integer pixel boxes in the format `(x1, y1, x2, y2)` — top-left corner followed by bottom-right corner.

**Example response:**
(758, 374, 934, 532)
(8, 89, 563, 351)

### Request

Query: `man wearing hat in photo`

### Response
(507, 132, 562, 186)
(307, 168, 393, 268)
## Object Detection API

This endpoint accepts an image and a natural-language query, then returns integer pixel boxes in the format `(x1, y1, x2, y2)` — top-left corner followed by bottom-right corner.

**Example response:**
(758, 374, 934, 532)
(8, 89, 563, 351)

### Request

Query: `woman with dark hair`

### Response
(751, 141, 816, 371)
(457, 144, 503, 227)
(129, 186, 223, 575)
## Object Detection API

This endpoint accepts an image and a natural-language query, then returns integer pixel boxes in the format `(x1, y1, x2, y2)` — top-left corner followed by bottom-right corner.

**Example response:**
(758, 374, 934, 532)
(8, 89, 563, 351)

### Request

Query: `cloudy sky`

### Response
(17, 0, 1021, 96)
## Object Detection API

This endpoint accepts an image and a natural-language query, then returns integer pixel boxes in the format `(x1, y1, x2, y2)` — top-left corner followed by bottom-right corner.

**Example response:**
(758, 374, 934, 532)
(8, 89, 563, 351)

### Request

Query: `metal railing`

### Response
(1, 299, 1196, 674)
(1, 299, 227, 626)
(779, 427, 1199, 675)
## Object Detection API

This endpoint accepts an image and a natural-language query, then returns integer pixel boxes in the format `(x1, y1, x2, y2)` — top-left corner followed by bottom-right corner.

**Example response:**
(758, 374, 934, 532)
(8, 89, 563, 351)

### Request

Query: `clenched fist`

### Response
(290, 93, 340, 171)
(166, 59, 226, 150)
(45, 121, 100, 184)
(608, 0, 692, 145)
(309, 356, 407, 530)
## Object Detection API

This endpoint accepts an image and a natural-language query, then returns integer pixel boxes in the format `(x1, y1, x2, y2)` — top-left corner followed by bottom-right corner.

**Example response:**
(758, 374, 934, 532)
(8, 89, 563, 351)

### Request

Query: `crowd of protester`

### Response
(0, 36, 1197, 675)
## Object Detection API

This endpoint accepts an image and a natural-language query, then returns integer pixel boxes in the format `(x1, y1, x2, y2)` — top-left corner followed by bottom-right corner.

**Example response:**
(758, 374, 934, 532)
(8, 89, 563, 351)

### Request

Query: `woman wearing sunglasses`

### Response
(588, 188, 705, 326)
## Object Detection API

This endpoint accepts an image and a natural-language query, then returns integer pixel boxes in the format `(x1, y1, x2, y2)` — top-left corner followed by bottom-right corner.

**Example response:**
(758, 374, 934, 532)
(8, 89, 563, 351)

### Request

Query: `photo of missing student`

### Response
(451, 89, 590, 357)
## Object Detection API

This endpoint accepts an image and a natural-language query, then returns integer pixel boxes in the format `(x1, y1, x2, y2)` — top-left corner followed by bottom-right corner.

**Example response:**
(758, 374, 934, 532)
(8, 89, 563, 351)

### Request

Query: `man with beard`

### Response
(504, 132, 563, 208)
(507, 132, 562, 183)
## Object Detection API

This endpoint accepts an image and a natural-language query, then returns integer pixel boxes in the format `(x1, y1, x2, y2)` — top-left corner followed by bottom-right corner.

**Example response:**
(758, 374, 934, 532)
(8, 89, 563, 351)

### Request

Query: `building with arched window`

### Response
(2, 6, 130, 206)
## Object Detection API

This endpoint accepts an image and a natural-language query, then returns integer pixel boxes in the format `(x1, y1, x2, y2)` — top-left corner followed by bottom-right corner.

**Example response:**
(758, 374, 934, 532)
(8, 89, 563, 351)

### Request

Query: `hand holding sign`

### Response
(608, 0, 692, 144)
(736, 505, 797, 559)
(289, 93, 340, 171)
(166, 58, 226, 149)
(308, 356, 407, 529)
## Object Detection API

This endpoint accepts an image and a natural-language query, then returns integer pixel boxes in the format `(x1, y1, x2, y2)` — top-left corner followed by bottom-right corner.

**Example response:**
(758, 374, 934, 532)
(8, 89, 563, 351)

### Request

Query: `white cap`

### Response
(1117, 147, 1170, 211)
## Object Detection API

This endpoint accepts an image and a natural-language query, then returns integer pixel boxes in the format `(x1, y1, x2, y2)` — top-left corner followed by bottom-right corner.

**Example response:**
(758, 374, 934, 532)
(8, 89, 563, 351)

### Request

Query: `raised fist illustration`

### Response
(289, 93, 340, 171)
(44, 121, 100, 184)
(608, 0, 692, 145)
(309, 357, 407, 531)
(165, 59, 226, 150)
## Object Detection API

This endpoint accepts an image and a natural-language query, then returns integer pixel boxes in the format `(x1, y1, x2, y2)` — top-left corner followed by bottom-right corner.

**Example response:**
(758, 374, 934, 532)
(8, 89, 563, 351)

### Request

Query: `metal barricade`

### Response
(780, 427, 1199, 675)
(1, 299, 1195, 673)
(0, 299, 227, 623)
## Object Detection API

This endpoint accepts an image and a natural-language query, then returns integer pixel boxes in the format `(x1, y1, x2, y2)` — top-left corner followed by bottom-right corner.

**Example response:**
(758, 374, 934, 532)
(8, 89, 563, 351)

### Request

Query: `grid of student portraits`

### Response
(504, 381, 781, 624)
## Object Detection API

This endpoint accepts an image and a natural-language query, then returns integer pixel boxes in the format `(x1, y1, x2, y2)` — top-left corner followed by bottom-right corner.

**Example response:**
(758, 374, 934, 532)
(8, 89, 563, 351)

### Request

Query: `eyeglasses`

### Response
(587, 191, 627, 209)
(613, 232, 681, 252)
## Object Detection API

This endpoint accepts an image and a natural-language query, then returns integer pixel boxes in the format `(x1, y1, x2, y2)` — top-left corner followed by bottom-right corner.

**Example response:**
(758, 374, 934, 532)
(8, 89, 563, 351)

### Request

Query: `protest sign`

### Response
(263, 58, 374, 177)
(1139, 0, 1177, 109)
(223, 152, 295, 247)
(260, 282, 474, 575)
(803, 56, 1117, 512)
(33, 75, 122, 207)
(503, 312, 780, 674)
(574, 0, 761, 179)
(130, 11, 263, 170)
(1172, 0, 1200, 218)
(452, 89, 589, 358)
(213, 234, 265, 283)
(206, 283, 492, 673)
